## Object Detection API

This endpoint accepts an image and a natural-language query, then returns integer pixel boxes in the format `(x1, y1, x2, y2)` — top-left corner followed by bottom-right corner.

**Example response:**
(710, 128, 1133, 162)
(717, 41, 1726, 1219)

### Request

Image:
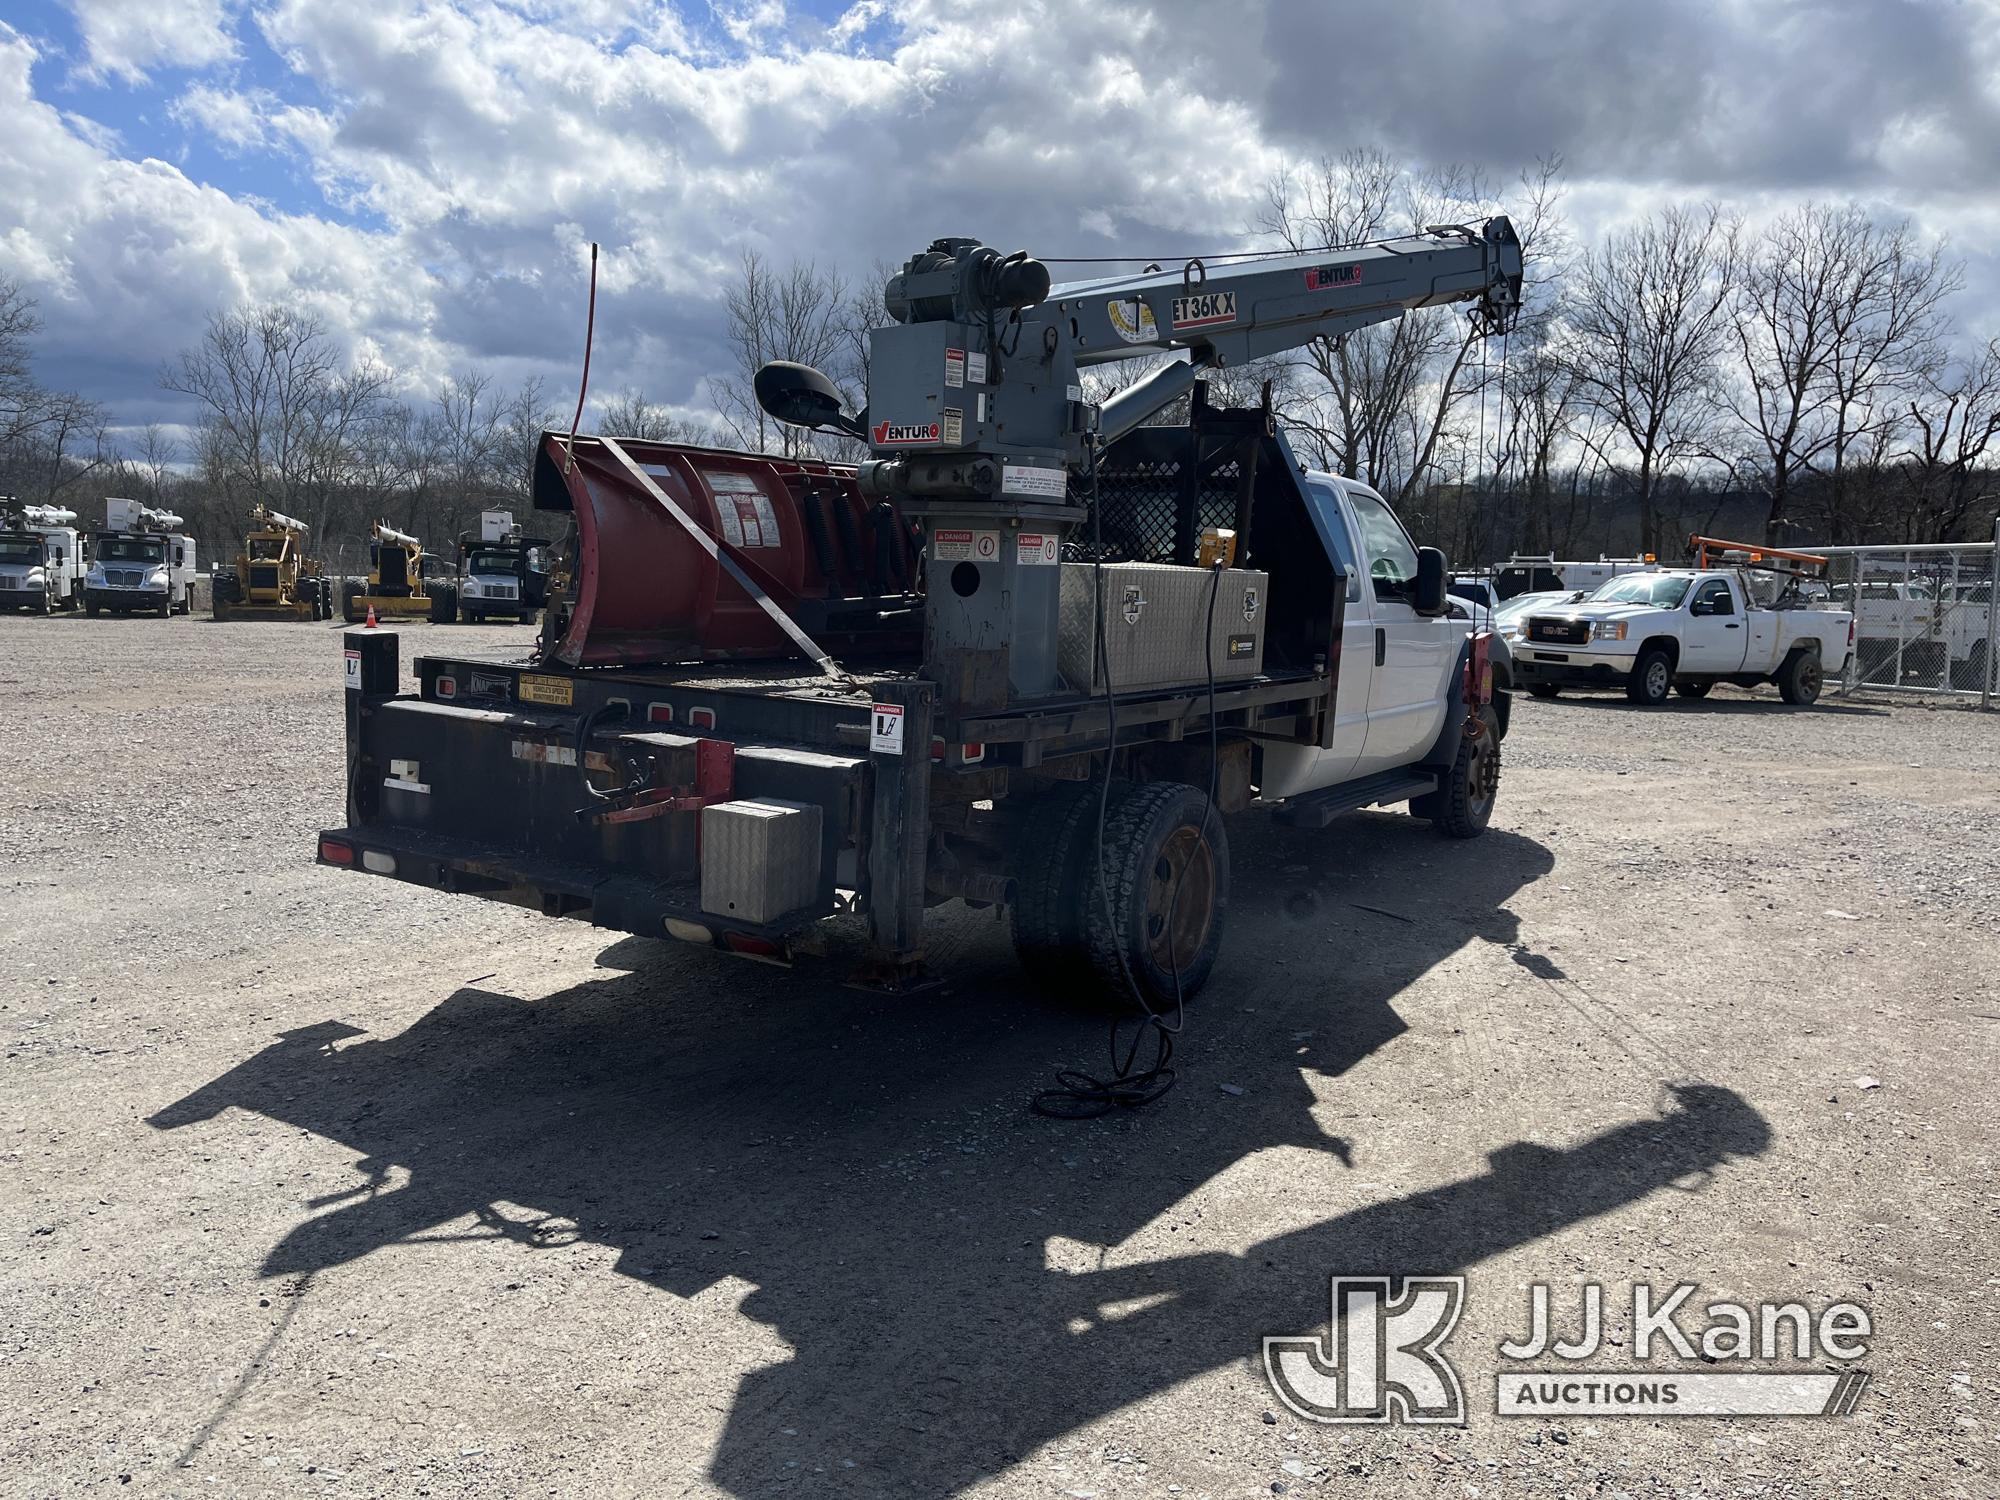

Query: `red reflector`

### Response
(930, 736, 945, 761)
(436, 676, 457, 699)
(688, 706, 716, 730)
(961, 742, 985, 764)
(722, 932, 783, 958)
(318, 839, 355, 866)
(647, 702, 674, 724)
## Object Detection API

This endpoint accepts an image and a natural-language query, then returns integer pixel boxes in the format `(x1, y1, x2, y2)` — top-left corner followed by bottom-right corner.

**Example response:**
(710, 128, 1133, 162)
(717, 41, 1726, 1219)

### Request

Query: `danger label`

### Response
(343, 648, 361, 691)
(933, 528, 999, 562)
(873, 419, 940, 446)
(944, 348, 965, 388)
(1016, 532, 1059, 566)
(870, 703, 905, 756)
(1170, 290, 1237, 329)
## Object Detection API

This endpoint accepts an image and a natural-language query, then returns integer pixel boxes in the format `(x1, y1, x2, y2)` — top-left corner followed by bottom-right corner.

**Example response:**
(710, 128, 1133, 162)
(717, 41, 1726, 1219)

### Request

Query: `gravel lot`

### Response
(3, 614, 1996, 1499)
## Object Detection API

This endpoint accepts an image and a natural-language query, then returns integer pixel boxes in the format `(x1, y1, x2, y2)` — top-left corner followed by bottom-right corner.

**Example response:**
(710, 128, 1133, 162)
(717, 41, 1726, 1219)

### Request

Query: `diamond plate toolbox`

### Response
(1057, 563, 1268, 694)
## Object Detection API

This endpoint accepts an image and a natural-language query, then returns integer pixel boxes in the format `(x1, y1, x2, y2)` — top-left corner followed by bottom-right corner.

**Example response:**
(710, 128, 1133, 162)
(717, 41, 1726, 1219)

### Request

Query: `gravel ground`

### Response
(2, 614, 1996, 1499)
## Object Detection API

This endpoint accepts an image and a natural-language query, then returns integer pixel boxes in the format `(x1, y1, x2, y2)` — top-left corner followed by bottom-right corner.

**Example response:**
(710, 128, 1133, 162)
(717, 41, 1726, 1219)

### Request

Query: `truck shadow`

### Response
(149, 818, 1771, 1497)
(1521, 693, 1888, 718)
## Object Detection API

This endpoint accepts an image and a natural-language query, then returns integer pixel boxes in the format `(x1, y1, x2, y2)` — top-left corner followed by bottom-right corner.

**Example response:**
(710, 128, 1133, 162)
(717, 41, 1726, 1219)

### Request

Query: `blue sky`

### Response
(3, 0, 1997, 449)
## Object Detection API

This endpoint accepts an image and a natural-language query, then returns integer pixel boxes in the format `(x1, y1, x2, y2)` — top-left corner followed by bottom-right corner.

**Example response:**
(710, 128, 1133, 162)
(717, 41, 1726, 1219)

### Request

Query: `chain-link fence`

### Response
(1818, 537, 2000, 703)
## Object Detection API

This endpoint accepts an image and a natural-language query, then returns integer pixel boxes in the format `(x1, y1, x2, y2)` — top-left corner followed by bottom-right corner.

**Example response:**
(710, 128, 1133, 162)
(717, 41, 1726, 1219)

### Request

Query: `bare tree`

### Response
(493, 377, 562, 500)
(596, 388, 709, 443)
(708, 251, 852, 457)
(1562, 202, 1738, 554)
(1889, 339, 2000, 542)
(161, 306, 392, 544)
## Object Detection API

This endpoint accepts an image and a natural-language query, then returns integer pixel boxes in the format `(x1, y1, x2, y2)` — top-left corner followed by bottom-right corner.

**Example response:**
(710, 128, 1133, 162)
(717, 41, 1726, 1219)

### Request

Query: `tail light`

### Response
(435, 675, 458, 699)
(318, 838, 355, 865)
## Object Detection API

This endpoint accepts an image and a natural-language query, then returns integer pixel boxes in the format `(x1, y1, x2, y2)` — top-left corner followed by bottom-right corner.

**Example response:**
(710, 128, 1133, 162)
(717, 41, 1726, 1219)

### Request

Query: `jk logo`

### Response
(1263, 1276, 1467, 1424)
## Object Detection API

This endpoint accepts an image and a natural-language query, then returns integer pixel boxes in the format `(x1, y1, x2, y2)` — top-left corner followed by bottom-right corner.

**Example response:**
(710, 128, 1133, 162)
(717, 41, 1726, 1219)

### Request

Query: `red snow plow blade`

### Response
(531, 432, 922, 669)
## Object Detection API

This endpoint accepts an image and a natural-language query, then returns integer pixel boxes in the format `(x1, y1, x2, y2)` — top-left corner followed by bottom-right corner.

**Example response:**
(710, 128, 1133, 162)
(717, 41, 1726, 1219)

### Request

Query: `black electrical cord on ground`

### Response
(1034, 445, 1224, 1120)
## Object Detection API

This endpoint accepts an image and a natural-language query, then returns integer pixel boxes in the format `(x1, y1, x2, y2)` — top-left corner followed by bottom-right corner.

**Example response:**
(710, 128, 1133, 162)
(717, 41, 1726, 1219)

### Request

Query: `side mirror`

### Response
(1414, 547, 1448, 617)
(754, 361, 862, 439)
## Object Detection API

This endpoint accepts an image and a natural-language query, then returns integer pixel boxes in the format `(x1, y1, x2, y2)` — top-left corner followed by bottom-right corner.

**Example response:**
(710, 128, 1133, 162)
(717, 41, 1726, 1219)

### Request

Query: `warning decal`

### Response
(870, 703, 905, 755)
(1001, 463, 1068, 500)
(344, 648, 361, 690)
(942, 407, 963, 445)
(1016, 532, 1059, 566)
(944, 348, 966, 388)
(933, 528, 999, 562)
(715, 492, 782, 548)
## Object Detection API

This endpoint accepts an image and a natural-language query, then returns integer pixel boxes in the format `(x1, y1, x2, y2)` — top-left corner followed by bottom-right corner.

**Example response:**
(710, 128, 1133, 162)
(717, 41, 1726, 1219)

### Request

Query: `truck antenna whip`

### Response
(563, 241, 599, 475)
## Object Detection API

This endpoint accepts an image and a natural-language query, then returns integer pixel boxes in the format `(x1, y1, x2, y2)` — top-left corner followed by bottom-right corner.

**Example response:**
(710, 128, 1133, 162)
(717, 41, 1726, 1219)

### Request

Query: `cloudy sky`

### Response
(4, 0, 1998, 444)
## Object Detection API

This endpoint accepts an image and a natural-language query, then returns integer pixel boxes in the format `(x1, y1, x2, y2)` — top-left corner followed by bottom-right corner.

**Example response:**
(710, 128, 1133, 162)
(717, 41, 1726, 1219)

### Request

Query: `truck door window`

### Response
(1692, 579, 1734, 616)
(1303, 481, 1362, 602)
(1346, 490, 1420, 603)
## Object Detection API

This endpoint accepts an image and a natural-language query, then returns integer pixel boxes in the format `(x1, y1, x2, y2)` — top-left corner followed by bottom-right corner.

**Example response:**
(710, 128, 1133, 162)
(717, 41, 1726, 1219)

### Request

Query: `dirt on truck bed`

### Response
(2, 615, 1995, 1499)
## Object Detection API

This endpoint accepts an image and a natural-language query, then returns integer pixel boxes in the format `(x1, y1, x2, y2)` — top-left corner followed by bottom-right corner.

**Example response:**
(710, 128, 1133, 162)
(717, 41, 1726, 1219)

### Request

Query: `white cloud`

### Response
(60, 0, 241, 82)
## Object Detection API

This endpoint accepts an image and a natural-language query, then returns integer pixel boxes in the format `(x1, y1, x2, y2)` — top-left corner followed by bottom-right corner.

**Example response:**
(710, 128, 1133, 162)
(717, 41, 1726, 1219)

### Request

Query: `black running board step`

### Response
(1274, 770, 1438, 830)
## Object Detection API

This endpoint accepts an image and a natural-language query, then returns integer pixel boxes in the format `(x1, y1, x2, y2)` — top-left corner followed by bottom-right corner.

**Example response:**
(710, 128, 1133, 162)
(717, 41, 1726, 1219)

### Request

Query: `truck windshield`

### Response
(99, 538, 165, 563)
(0, 538, 43, 562)
(249, 537, 288, 560)
(1592, 574, 1691, 608)
(467, 549, 518, 574)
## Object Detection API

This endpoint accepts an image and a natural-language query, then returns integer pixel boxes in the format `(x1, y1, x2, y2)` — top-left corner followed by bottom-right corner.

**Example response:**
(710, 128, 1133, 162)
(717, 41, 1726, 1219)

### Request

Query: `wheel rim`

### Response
(1144, 825, 1216, 974)
(1466, 733, 1498, 815)
(1800, 658, 1821, 696)
(1646, 660, 1670, 698)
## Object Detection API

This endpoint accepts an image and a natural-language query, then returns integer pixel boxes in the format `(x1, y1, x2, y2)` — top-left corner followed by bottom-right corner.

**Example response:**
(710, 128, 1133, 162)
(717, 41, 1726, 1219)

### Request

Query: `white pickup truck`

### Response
(1511, 568, 1854, 706)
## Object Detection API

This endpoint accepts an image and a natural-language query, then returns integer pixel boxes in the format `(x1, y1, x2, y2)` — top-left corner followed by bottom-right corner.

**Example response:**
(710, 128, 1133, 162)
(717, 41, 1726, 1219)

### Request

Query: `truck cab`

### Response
(454, 511, 550, 624)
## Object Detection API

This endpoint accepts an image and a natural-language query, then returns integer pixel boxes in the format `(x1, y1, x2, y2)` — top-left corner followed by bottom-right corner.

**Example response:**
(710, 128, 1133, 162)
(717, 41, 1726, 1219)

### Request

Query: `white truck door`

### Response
(1681, 575, 1749, 671)
(1343, 485, 1454, 772)
(1256, 480, 1372, 797)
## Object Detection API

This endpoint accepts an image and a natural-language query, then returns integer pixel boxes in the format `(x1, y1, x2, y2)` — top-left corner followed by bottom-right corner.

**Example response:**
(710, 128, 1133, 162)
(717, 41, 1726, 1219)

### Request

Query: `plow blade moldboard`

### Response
(532, 433, 921, 669)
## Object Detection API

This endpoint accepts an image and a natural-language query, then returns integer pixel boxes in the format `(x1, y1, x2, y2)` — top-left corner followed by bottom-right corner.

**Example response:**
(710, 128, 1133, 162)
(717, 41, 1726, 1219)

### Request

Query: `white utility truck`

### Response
(453, 509, 549, 623)
(1512, 539, 1853, 706)
(84, 498, 198, 617)
(0, 499, 87, 612)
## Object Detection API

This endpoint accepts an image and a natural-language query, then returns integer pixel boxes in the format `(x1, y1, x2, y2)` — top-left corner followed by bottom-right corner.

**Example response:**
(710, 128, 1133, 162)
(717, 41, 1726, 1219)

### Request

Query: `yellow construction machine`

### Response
(342, 521, 452, 623)
(212, 506, 330, 620)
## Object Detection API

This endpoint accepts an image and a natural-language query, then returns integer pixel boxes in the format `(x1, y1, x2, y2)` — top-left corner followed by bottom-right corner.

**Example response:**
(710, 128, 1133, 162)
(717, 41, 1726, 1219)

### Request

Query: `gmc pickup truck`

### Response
(1512, 568, 1854, 706)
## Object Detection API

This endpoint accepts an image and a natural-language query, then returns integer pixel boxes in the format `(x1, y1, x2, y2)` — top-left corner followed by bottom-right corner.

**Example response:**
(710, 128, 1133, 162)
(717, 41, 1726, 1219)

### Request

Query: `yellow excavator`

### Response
(212, 506, 330, 620)
(342, 521, 452, 623)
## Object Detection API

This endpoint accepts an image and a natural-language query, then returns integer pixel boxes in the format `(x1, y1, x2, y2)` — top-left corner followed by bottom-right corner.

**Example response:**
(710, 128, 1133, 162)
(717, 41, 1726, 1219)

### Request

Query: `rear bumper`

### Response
(314, 825, 821, 955)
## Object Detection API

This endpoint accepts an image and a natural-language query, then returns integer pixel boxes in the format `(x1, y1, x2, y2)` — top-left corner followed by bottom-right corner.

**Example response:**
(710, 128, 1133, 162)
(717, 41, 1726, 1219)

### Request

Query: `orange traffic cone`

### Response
(364, 605, 378, 629)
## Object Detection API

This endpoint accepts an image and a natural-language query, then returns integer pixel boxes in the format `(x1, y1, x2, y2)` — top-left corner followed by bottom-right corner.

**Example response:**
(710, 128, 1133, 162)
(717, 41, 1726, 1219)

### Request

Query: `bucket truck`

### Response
(85, 498, 196, 617)
(213, 506, 332, 620)
(448, 509, 551, 624)
(319, 218, 1523, 1004)
(0, 499, 87, 613)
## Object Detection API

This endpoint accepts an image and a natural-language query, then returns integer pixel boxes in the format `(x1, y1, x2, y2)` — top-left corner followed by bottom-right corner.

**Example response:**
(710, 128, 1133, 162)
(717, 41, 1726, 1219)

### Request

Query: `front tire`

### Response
(1422, 708, 1501, 838)
(1081, 782, 1229, 1011)
(1626, 647, 1674, 705)
(1777, 648, 1823, 705)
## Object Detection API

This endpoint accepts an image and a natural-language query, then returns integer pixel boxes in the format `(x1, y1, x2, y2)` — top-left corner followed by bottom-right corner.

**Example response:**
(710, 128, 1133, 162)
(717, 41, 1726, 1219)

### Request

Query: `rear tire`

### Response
(1626, 646, 1674, 705)
(1009, 782, 1100, 996)
(1081, 781, 1229, 1011)
(1777, 648, 1823, 705)
(85, 598, 100, 618)
(1675, 679, 1712, 699)
(1528, 684, 1561, 699)
(341, 580, 363, 624)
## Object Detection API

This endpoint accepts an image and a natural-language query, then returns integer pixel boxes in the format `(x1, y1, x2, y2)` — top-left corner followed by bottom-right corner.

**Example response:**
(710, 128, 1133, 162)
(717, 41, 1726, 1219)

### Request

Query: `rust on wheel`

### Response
(1144, 825, 1216, 974)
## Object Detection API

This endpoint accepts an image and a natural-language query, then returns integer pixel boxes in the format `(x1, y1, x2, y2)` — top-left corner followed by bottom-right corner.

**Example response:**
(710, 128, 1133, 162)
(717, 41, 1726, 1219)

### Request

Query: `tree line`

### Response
(2, 152, 1995, 572)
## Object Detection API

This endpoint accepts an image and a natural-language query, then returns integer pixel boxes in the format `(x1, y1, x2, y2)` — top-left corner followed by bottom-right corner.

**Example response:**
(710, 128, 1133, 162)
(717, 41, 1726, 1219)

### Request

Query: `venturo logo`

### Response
(871, 420, 940, 446)
(1304, 263, 1364, 291)
(1264, 1277, 1466, 1424)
